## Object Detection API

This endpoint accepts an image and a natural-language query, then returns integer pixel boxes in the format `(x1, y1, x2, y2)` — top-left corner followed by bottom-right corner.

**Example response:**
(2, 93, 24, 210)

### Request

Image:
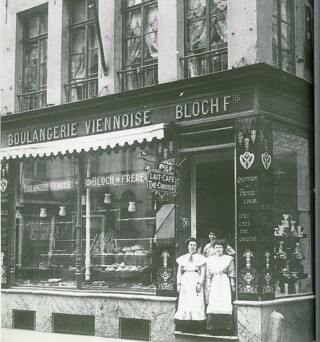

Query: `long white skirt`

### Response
(206, 273, 232, 315)
(174, 271, 206, 321)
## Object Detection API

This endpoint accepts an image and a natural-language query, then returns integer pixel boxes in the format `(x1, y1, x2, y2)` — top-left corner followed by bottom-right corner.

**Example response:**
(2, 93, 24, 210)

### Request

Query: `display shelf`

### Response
(40, 253, 75, 256)
(274, 215, 309, 296)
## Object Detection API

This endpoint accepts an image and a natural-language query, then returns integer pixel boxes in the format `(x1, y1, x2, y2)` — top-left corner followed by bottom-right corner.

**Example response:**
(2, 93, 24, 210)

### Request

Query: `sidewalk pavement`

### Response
(1, 328, 143, 342)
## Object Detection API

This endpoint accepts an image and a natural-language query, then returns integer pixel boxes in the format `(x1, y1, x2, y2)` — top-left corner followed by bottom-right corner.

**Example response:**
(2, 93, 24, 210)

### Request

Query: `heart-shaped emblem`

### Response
(261, 152, 271, 170)
(240, 151, 255, 170)
(0, 179, 8, 193)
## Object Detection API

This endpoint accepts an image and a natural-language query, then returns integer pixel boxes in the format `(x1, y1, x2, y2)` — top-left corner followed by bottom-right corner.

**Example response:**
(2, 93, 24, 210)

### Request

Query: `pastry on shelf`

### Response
(113, 247, 122, 253)
(131, 244, 143, 251)
(135, 249, 146, 255)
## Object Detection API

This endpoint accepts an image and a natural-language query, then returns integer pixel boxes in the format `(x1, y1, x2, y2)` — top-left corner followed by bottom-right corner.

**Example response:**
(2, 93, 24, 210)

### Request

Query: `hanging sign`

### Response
(147, 171, 176, 194)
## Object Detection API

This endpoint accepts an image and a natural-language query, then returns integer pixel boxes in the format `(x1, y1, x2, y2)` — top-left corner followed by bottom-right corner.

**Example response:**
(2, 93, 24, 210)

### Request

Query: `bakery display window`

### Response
(15, 156, 77, 288)
(81, 144, 157, 292)
(272, 131, 313, 296)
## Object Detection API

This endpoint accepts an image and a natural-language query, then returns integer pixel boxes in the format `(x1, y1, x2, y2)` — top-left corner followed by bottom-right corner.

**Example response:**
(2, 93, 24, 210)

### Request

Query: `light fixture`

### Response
(128, 201, 136, 213)
(40, 207, 47, 218)
(81, 195, 86, 206)
(59, 206, 66, 217)
(104, 193, 111, 204)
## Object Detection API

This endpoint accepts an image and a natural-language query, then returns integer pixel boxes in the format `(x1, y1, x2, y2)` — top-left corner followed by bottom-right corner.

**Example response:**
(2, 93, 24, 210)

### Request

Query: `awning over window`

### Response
(1, 123, 165, 160)
(155, 203, 175, 246)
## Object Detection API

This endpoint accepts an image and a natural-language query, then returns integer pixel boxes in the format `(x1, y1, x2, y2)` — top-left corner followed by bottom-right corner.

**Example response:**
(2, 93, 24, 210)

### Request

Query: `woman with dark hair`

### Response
(203, 229, 235, 257)
(205, 239, 235, 335)
(174, 237, 207, 333)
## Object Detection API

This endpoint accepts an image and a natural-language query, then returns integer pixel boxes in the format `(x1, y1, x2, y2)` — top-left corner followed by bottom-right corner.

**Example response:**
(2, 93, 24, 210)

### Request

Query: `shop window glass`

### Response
(15, 157, 77, 288)
(19, 10, 48, 111)
(81, 145, 157, 292)
(273, 131, 313, 296)
(183, 0, 228, 78)
(120, 0, 158, 91)
(66, 0, 98, 102)
(272, 0, 295, 74)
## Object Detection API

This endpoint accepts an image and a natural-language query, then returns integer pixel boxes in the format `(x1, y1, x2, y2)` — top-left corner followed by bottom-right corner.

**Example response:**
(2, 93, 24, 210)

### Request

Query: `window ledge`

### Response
(234, 293, 315, 307)
(1, 287, 176, 302)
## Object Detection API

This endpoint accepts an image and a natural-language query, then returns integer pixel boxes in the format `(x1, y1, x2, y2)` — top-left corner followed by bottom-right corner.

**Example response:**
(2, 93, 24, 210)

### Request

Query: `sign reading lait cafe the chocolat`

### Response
(3, 91, 253, 148)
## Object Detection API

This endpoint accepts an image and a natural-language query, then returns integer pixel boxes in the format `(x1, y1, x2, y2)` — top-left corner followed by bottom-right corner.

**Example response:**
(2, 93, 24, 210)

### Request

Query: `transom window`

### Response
(66, 0, 98, 102)
(19, 10, 48, 111)
(272, 0, 295, 74)
(183, 0, 228, 78)
(119, 0, 158, 91)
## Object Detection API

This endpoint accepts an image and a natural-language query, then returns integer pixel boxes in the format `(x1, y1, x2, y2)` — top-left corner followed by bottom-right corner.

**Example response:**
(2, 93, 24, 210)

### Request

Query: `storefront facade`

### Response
(1, 64, 315, 341)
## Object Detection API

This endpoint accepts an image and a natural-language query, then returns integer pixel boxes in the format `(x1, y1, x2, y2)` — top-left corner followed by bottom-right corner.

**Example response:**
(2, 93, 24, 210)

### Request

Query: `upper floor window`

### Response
(66, 0, 98, 102)
(119, 0, 158, 91)
(19, 10, 48, 111)
(272, 0, 295, 74)
(304, 4, 313, 79)
(183, 0, 228, 78)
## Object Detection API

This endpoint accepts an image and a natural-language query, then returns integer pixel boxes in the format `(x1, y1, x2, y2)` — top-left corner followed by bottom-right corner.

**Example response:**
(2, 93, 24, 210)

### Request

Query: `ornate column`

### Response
(236, 116, 274, 300)
(1, 161, 10, 287)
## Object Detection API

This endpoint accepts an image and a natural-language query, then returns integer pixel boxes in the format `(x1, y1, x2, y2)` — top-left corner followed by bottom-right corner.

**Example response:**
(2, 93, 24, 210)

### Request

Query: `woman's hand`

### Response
(231, 284, 236, 293)
(177, 283, 181, 293)
(196, 282, 201, 293)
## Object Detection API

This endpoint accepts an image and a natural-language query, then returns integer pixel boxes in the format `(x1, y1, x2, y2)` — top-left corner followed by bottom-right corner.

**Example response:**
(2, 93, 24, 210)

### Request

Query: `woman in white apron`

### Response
(174, 237, 207, 333)
(206, 239, 235, 335)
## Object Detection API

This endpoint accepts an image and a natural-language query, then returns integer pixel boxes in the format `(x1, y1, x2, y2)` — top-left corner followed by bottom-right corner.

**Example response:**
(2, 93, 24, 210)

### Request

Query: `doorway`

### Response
(191, 149, 235, 251)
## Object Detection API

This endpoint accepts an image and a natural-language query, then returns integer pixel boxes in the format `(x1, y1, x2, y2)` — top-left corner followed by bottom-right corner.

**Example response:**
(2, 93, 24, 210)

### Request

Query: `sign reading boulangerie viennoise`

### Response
(2, 91, 253, 148)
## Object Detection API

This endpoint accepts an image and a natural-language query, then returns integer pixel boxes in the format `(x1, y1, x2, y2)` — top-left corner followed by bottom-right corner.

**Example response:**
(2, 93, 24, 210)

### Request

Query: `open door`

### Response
(191, 149, 235, 251)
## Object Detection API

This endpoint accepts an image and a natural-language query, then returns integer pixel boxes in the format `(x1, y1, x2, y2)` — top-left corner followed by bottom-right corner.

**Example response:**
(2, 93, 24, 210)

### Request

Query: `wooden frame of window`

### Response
(181, 0, 228, 78)
(272, 0, 295, 74)
(119, 0, 158, 91)
(65, 0, 98, 102)
(19, 9, 48, 111)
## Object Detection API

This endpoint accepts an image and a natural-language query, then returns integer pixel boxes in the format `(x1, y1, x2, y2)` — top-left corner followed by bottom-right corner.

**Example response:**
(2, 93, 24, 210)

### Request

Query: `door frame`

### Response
(187, 143, 236, 239)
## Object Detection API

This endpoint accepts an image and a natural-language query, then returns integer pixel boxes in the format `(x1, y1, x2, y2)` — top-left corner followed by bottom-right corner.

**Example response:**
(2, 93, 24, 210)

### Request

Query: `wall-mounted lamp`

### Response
(128, 201, 136, 213)
(40, 207, 47, 218)
(59, 206, 66, 217)
(104, 193, 111, 204)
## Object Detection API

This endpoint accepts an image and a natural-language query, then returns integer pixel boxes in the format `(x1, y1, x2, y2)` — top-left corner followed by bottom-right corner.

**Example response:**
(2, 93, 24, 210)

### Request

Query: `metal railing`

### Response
(118, 63, 158, 92)
(180, 48, 228, 78)
(64, 78, 98, 103)
(18, 89, 47, 112)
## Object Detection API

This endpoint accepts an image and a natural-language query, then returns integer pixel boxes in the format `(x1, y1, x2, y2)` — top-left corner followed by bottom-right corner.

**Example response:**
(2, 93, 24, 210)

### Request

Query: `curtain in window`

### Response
(187, 0, 207, 51)
(145, 5, 158, 60)
(24, 44, 38, 92)
(126, 11, 142, 66)
(210, 0, 227, 45)
(187, 0, 227, 77)
(71, 29, 86, 81)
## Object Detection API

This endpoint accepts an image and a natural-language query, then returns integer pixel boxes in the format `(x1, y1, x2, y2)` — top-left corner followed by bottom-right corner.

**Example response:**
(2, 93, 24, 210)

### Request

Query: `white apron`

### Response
(174, 253, 207, 321)
(206, 254, 233, 315)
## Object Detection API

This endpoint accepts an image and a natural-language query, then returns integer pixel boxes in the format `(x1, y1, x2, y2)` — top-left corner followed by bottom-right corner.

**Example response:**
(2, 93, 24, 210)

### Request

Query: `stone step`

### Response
(174, 331, 239, 342)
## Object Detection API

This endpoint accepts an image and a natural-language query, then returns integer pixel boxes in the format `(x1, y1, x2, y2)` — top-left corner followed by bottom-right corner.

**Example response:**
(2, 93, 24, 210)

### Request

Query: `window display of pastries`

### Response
(131, 244, 143, 251)
(99, 263, 148, 272)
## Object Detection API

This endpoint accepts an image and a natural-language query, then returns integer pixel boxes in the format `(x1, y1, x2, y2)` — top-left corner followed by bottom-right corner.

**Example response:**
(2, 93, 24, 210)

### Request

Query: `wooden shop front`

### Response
(1, 64, 315, 341)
